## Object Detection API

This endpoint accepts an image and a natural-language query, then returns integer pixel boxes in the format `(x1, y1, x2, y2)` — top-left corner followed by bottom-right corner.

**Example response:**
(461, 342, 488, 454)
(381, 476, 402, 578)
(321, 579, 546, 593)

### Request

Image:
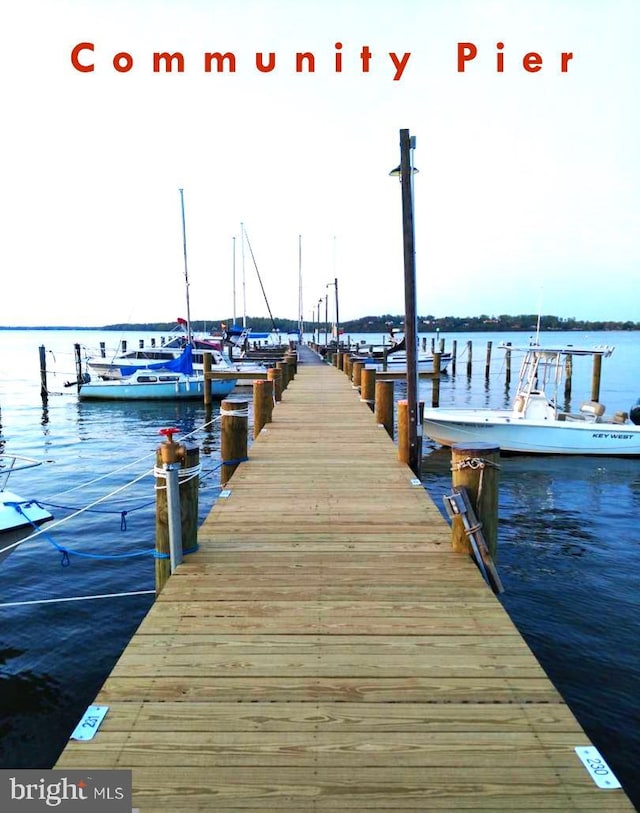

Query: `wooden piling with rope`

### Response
(154, 428, 200, 594)
(450, 442, 500, 560)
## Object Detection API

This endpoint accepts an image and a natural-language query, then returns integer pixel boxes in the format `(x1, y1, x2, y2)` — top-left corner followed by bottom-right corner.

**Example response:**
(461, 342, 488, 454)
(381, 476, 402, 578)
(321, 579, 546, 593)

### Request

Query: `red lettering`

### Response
(153, 52, 185, 73)
(360, 45, 372, 72)
(561, 51, 573, 72)
(335, 42, 343, 73)
(113, 52, 133, 72)
(256, 52, 275, 72)
(204, 52, 236, 73)
(457, 42, 477, 72)
(496, 42, 504, 73)
(295, 52, 315, 73)
(71, 42, 94, 73)
(523, 52, 543, 72)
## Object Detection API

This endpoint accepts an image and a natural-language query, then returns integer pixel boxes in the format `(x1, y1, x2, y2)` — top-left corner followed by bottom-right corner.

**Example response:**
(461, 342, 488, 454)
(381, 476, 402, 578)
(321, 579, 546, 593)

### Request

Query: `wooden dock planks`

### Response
(56, 349, 634, 810)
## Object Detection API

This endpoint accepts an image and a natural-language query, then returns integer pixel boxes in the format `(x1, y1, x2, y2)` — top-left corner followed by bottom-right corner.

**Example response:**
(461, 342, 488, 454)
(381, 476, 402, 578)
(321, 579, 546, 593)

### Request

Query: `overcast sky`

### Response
(3, 0, 638, 327)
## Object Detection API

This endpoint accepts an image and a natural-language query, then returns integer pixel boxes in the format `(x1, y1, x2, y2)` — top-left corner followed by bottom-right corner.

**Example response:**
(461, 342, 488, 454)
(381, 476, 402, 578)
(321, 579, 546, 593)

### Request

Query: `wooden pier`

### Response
(56, 347, 634, 810)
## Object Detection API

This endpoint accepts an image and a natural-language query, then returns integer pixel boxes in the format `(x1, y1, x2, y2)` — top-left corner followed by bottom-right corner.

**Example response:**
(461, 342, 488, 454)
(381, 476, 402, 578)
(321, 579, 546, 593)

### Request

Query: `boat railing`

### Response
(0, 455, 46, 491)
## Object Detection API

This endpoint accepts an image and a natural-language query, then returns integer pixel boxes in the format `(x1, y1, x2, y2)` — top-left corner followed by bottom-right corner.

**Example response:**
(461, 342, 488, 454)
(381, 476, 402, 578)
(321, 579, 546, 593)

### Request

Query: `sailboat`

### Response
(221, 224, 286, 355)
(79, 190, 238, 400)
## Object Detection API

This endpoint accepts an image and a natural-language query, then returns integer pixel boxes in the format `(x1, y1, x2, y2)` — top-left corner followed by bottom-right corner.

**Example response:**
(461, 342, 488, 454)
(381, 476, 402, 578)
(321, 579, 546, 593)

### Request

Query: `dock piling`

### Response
(360, 367, 377, 410)
(39, 345, 48, 403)
(450, 442, 500, 559)
(267, 367, 283, 402)
(253, 380, 274, 438)
(221, 399, 248, 486)
(375, 379, 394, 438)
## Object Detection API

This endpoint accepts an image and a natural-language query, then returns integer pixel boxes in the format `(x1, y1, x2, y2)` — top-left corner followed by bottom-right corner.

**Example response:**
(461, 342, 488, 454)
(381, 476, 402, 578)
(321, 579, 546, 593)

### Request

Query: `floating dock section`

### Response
(56, 347, 634, 810)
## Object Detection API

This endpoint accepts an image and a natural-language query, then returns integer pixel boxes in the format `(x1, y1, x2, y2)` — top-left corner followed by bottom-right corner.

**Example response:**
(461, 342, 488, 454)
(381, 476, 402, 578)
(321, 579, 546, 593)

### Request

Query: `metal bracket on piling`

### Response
(165, 461, 183, 573)
(443, 487, 504, 595)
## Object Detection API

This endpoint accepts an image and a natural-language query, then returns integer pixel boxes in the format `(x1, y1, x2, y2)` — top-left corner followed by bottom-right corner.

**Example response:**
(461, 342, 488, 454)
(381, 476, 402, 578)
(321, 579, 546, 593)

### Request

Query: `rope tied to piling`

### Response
(220, 405, 249, 418)
(153, 463, 202, 486)
(451, 456, 501, 472)
(451, 456, 501, 506)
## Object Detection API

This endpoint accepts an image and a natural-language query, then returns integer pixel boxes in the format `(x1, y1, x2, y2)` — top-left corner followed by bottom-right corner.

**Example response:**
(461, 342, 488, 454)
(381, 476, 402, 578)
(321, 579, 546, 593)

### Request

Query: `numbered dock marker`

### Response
(575, 746, 621, 789)
(70, 705, 109, 741)
(219, 489, 232, 499)
(410, 478, 422, 486)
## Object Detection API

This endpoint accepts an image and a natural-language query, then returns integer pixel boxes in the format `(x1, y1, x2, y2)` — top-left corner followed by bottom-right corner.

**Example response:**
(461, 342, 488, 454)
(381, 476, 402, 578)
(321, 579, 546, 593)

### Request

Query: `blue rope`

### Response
(221, 457, 249, 466)
(5, 503, 199, 567)
(37, 499, 156, 532)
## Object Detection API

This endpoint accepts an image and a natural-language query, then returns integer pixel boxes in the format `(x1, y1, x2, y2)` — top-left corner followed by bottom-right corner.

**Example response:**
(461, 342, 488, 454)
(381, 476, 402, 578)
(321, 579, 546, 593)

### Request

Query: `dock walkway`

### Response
(56, 347, 634, 810)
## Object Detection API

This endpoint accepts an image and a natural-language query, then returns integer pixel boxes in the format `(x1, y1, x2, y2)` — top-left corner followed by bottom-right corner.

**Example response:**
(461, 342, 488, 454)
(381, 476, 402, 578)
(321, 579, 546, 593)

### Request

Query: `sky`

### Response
(2, 0, 639, 327)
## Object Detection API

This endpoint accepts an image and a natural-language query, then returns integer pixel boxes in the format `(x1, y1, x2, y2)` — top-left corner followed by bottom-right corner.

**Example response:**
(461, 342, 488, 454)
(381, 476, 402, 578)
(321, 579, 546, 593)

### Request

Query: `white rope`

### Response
(44, 452, 157, 499)
(44, 414, 222, 501)
(0, 538, 22, 556)
(0, 589, 156, 608)
(153, 463, 202, 489)
(221, 405, 249, 417)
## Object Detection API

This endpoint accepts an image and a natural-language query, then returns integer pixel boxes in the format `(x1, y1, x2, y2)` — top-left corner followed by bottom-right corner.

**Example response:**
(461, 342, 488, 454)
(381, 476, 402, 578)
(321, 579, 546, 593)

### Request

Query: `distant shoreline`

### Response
(1, 323, 639, 333)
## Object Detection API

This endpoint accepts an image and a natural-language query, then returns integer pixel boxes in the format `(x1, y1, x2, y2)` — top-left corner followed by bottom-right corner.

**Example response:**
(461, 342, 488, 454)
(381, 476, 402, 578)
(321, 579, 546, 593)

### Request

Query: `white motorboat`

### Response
(422, 344, 640, 456)
(1, 455, 53, 562)
(357, 350, 452, 374)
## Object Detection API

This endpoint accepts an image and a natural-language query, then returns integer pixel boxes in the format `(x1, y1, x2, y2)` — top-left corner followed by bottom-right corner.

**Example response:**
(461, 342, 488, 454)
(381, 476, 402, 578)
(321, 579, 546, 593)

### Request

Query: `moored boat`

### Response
(422, 344, 640, 456)
(1, 455, 53, 562)
(78, 345, 237, 401)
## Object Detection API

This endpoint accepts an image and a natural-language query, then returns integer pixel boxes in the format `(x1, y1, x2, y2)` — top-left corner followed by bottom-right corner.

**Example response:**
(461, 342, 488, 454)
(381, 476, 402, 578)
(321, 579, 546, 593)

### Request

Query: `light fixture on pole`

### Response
(390, 129, 421, 476)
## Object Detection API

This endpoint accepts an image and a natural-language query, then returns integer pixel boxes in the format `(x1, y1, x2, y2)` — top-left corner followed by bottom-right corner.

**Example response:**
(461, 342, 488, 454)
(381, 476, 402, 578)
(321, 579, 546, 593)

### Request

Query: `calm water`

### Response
(1, 328, 639, 808)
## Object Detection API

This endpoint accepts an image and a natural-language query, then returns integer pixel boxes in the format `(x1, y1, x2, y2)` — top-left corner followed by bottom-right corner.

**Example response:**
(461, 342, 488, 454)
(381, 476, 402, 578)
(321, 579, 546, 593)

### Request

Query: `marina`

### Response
(1, 328, 631, 809)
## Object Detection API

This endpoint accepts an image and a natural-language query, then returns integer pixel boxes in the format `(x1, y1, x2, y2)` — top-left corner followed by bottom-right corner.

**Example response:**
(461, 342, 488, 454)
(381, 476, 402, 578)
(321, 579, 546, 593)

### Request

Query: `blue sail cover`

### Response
(120, 344, 194, 376)
(225, 324, 272, 340)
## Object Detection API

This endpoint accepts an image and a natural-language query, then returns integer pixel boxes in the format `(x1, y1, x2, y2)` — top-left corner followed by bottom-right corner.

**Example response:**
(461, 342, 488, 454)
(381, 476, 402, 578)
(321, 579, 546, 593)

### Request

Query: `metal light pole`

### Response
(324, 294, 328, 349)
(391, 129, 421, 476)
(327, 278, 339, 349)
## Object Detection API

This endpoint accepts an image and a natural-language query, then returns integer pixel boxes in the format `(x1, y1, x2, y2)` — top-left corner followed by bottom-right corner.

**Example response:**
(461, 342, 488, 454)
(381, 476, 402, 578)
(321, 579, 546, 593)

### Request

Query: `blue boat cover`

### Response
(120, 344, 194, 376)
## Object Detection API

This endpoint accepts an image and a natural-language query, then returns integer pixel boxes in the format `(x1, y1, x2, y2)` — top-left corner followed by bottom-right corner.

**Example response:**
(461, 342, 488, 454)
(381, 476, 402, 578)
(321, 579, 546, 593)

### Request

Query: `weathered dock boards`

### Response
(56, 348, 634, 810)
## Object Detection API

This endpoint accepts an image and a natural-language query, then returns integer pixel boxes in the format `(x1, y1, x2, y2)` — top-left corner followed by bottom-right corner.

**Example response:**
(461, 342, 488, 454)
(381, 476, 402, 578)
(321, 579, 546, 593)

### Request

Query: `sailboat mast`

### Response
(179, 188, 193, 343)
(298, 234, 304, 341)
(240, 222, 247, 329)
(232, 236, 237, 325)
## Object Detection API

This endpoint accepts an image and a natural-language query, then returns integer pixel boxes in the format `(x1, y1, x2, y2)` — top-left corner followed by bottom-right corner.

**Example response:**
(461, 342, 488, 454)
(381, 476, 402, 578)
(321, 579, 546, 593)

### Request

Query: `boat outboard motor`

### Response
(630, 398, 640, 426)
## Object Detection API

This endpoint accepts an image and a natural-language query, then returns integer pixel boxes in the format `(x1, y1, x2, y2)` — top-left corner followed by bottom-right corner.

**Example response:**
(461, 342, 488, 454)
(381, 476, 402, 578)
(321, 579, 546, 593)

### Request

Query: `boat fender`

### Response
(630, 399, 640, 426)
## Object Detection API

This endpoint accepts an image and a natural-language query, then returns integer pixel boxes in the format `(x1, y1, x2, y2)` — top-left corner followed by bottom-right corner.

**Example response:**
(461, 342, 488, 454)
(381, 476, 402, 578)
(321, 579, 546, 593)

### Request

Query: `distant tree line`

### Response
(100, 313, 640, 334)
(3, 314, 639, 332)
